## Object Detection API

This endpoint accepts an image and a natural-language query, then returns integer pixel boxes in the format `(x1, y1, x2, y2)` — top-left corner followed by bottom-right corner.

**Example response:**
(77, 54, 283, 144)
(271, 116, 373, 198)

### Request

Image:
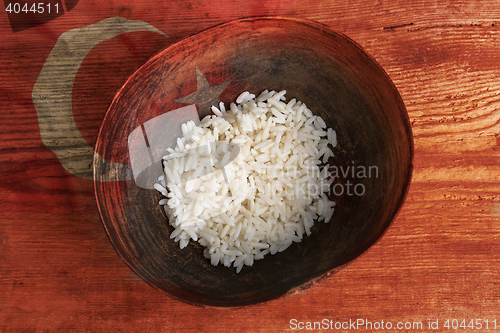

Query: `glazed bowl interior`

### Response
(93, 17, 413, 307)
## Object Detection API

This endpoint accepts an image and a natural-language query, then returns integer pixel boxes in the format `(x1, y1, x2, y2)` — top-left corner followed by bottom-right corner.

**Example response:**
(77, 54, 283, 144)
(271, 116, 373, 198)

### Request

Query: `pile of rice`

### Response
(155, 90, 337, 273)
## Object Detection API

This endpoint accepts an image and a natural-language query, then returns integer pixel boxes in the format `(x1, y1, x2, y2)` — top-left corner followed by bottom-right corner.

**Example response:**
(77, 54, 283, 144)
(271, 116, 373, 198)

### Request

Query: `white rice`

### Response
(156, 90, 337, 273)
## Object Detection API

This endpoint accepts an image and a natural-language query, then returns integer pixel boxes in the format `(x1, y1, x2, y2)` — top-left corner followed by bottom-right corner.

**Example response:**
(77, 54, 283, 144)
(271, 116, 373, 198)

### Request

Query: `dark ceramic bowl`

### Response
(93, 17, 413, 307)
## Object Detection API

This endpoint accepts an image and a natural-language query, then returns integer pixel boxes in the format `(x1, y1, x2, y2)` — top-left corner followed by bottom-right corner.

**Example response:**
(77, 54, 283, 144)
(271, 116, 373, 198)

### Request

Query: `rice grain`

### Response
(156, 90, 337, 272)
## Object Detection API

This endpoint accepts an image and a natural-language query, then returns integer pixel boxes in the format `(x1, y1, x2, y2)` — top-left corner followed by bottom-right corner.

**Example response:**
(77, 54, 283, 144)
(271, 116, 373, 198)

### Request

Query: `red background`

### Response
(1, 0, 499, 331)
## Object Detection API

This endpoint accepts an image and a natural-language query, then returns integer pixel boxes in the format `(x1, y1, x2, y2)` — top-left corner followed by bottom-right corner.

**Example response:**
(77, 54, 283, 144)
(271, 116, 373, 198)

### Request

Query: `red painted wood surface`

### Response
(1, 0, 499, 331)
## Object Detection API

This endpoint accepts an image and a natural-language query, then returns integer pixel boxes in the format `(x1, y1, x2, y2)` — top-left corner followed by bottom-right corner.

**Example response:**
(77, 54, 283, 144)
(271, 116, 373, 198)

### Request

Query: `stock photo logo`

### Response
(128, 101, 380, 200)
(328, 162, 380, 197)
(128, 103, 240, 190)
(275, 161, 380, 201)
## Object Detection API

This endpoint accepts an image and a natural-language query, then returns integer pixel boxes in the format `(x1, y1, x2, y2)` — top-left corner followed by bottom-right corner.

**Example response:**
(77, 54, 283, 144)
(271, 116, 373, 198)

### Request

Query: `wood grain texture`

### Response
(93, 17, 412, 307)
(1, 0, 500, 331)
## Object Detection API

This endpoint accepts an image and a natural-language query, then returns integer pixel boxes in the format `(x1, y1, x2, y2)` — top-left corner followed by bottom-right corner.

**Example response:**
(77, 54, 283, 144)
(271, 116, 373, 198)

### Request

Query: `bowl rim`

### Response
(93, 15, 415, 307)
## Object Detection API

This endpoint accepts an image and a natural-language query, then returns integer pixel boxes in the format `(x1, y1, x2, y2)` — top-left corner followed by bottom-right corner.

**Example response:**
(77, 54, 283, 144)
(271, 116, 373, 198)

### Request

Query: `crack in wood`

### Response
(383, 22, 414, 30)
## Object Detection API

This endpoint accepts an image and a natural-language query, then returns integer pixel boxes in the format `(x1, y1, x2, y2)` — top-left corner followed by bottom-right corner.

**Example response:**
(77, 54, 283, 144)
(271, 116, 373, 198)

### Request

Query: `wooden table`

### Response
(1, 1, 499, 331)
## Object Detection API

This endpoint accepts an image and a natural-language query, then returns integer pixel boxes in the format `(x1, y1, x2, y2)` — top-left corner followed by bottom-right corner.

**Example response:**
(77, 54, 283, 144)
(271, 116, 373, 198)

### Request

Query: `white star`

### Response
(176, 67, 231, 118)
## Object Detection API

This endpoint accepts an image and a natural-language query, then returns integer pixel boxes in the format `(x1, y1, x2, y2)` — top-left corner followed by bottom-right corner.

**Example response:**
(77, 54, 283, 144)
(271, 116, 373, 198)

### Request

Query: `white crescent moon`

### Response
(32, 16, 168, 181)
